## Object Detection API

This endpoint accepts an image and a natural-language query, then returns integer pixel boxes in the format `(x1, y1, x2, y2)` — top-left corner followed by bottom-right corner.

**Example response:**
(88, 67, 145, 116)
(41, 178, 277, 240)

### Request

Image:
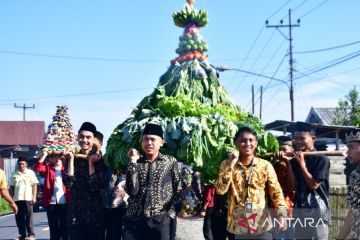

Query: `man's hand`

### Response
(128, 149, 140, 164)
(276, 216, 288, 232)
(64, 150, 74, 160)
(10, 202, 18, 214)
(293, 151, 305, 167)
(93, 141, 101, 154)
(31, 196, 36, 205)
(42, 150, 48, 158)
(88, 154, 102, 165)
(227, 152, 238, 168)
(117, 189, 126, 198)
(274, 151, 292, 162)
(199, 210, 206, 217)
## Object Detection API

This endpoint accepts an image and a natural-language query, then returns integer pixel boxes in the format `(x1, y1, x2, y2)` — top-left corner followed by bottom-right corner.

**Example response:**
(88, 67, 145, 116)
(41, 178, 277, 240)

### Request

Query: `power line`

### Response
(253, 47, 287, 107)
(0, 49, 168, 63)
(280, 0, 308, 21)
(297, 50, 360, 76)
(217, 67, 287, 84)
(295, 50, 360, 80)
(294, 40, 360, 54)
(265, 64, 360, 91)
(227, 25, 266, 90)
(292, 0, 309, 12)
(228, 0, 294, 93)
(0, 87, 153, 103)
(232, 30, 277, 101)
(267, 0, 293, 20)
(293, 65, 360, 87)
(263, 54, 288, 92)
(298, 0, 328, 19)
(253, 53, 287, 108)
(295, 59, 329, 84)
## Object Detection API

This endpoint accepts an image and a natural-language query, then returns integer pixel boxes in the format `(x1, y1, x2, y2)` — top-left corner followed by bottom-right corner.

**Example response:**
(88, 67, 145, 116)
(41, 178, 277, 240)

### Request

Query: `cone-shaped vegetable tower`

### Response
(106, 1, 278, 183)
(39, 105, 79, 155)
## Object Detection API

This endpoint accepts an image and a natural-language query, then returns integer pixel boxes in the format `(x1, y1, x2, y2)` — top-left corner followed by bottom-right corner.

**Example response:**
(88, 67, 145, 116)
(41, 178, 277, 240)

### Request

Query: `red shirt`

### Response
(33, 161, 70, 208)
(202, 185, 215, 208)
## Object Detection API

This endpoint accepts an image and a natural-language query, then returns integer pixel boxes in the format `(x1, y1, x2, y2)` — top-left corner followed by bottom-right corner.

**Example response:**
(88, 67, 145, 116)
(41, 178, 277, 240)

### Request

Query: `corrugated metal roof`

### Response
(0, 121, 45, 145)
(306, 107, 337, 125)
(265, 120, 358, 139)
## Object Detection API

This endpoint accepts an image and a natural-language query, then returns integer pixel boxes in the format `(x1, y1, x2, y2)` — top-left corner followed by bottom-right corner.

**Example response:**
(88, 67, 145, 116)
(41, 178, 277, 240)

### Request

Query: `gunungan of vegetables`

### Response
(171, 0, 209, 64)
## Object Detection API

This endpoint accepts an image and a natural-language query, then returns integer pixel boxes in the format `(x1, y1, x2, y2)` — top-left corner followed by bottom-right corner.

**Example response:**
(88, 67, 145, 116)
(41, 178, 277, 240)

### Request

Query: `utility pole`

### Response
(266, 9, 300, 121)
(252, 84, 255, 114)
(260, 86, 263, 120)
(14, 103, 35, 121)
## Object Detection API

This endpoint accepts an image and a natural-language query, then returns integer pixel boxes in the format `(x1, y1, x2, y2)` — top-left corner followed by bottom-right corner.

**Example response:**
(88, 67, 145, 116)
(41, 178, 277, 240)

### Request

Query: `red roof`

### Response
(0, 121, 45, 145)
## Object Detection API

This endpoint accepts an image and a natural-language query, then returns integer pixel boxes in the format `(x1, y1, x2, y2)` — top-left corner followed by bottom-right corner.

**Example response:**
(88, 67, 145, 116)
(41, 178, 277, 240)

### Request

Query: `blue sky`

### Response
(0, 0, 359, 149)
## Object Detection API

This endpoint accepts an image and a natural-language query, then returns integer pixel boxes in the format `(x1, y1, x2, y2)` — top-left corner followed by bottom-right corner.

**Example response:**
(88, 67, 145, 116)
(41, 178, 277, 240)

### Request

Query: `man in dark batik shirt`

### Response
(122, 123, 182, 240)
(338, 128, 360, 239)
(63, 122, 109, 240)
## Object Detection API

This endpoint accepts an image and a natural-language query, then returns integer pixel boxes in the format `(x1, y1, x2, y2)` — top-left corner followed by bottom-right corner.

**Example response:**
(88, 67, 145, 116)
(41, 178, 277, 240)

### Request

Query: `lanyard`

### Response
(239, 164, 255, 200)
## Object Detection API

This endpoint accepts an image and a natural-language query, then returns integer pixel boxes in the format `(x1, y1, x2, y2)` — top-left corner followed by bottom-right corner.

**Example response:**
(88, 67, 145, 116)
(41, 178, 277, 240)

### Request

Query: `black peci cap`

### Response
(142, 123, 163, 139)
(78, 122, 97, 135)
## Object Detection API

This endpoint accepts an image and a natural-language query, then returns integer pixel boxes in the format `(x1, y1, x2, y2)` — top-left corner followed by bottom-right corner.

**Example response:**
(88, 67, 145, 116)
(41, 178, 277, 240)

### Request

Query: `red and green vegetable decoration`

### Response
(38, 105, 79, 156)
(106, 1, 278, 183)
(171, 2, 208, 64)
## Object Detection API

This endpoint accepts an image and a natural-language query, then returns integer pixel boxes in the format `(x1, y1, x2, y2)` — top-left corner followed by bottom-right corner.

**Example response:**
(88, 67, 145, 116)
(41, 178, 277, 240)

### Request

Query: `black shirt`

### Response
(63, 154, 109, 226)
(291, 154, 330, 219)
(124, 153, 182, 220)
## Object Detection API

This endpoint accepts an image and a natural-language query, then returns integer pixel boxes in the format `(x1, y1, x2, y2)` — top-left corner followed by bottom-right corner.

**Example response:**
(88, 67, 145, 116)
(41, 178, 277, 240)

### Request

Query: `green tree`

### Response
(332, 87, 360, 126)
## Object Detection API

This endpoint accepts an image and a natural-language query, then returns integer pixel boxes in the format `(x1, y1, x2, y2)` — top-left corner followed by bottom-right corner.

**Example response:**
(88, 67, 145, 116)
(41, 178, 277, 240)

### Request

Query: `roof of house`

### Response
(305, 107, 337, 125)
(265, 120, 358, 139)
(0, 121, 45, 145)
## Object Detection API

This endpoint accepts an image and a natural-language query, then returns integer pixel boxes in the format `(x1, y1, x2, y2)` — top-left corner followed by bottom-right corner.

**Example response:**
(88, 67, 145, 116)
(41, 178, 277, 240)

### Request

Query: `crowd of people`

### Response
(0, 121, 359, 240)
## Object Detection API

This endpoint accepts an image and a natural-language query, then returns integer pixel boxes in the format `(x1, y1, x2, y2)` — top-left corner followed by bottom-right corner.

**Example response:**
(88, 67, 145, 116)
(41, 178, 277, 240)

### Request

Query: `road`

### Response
(0, 211, 49, 240)
(0, 211, 204, 240)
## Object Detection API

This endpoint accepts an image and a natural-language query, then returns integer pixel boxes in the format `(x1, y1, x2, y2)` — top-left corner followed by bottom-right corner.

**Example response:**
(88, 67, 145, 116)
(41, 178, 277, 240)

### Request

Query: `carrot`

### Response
(194, 53, 201, 59)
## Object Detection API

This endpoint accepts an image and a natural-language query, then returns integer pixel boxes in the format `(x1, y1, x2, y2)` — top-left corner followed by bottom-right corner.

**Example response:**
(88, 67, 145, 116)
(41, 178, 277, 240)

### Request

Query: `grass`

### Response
(0, 198, 12, 215)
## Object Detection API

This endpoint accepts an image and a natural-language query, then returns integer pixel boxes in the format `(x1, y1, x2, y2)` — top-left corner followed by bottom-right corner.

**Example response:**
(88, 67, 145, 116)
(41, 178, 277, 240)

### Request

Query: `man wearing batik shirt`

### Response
(215, 126, 287, 240)
(63, 122, 109, 240)
(122, 123, 182, 240)
(338, 128, 360, 239)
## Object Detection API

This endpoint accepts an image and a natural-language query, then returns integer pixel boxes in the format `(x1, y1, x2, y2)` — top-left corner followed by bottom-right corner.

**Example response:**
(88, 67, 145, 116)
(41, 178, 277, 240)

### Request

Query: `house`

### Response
(305, 107, 337, 125)
(0, 121, 45, 182)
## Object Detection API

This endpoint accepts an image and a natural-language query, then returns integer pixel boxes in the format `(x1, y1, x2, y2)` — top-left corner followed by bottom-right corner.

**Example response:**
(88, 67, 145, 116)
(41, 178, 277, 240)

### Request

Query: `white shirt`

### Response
(50, 167, 67, 204)
(9, 168, 39, 201)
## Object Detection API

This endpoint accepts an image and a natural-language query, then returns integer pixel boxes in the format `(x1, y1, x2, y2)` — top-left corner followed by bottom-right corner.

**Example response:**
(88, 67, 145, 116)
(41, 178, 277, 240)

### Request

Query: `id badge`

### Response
(245, 198, 252, 213)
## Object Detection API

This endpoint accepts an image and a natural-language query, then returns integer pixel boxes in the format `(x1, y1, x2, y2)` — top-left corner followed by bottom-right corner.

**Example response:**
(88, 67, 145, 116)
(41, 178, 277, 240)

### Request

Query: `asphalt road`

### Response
(0, 211, 49, 240)
(0, 211, 204, 240)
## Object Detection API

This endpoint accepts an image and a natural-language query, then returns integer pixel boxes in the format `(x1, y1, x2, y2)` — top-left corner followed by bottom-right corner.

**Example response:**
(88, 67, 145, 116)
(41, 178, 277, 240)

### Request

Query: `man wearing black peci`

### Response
(63, 122, 109, 240)
(122, 123, 182, 240)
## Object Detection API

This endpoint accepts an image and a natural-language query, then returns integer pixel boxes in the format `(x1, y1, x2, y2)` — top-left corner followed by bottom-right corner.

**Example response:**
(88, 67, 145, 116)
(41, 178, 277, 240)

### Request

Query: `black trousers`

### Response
(228, 231, 273, 240)
(104, 207, 126, 240)
(170, 216, 176, 240)
(15, 201, 34, 238)
(69, 225, 103, 240)
(122, 214, 170, 240)
(211, 207, 228, 240)
(203, 207, 214, 240)
(46, 204, 68, 240)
